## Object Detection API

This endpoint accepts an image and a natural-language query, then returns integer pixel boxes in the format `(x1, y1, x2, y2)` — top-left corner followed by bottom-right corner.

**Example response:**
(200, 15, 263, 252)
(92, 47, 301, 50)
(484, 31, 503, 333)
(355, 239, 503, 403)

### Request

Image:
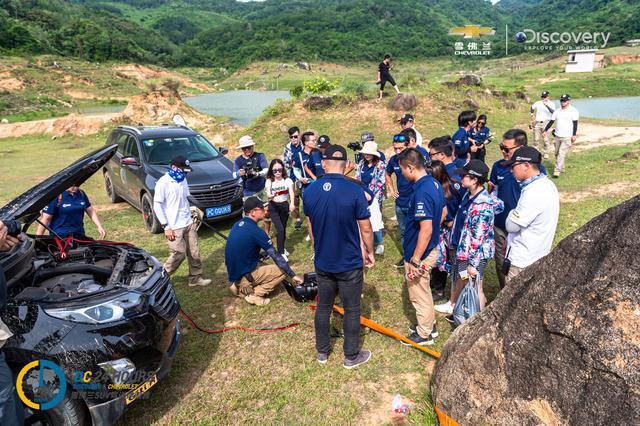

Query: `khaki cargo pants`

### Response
(554, 136, 572, 175)
(240, 264, 286, 297)
(164, 222, 204, 284)
(533, 121, 551, 156)
(405, 250, 438, 338)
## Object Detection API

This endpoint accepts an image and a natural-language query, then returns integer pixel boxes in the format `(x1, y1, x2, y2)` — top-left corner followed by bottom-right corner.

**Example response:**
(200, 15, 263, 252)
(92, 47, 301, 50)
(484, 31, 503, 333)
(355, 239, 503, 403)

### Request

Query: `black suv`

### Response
(103, 125, 243, 233)
(0, 145, 180, 425)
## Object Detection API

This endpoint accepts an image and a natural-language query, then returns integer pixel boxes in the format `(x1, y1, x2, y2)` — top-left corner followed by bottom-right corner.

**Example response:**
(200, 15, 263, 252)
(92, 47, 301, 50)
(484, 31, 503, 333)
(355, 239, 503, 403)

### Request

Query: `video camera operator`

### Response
(234, 135, 269, 199)
(0, 220, 24, 424)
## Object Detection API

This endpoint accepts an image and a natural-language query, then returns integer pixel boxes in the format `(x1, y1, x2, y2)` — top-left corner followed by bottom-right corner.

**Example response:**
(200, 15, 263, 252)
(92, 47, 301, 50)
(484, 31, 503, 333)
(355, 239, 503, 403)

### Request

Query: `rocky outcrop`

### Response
(303, 96, 333, 110)
(388, 93, 418, 111)
(432, 195, 640, 425)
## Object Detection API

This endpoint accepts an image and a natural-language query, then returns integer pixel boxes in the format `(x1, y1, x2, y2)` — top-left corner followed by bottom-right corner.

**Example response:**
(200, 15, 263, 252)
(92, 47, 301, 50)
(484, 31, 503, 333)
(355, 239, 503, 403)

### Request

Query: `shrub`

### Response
(290, 85, 303, 98)
(303, 77, 339, 95)
(340, 79, 367, 96)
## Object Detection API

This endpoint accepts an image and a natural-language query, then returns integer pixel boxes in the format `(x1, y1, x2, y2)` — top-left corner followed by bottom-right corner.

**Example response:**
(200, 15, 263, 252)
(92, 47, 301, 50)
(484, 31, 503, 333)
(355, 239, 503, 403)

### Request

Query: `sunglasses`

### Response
(273, 168, 283, 173)
(499, 144, 518, 152)
(290, 134, 299, 139)
(478, 122, 486, 125)
(241, 146, 253, 151)
(393, 135, 408, 142)
(429, 151, 443, 157)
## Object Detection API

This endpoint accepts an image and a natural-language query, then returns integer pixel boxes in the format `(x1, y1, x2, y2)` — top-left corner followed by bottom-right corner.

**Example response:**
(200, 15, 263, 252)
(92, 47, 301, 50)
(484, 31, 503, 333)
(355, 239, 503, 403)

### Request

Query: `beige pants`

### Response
(405, 250, 438, 338)
(533, 121, 551, 156)
(505, 265, 523, 285)
(239, 264, 285, 297)
(164, 222, 203, 284)
(554, 136, 572, 175)
(494, 226, 508, 289)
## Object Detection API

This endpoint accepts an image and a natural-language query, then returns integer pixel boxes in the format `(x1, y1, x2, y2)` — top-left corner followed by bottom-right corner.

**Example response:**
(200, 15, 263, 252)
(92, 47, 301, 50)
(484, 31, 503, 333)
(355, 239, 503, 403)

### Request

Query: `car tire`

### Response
(25, 392, 90, 426)
(104, 172, 123, 203)
(141, 192, 162, 234)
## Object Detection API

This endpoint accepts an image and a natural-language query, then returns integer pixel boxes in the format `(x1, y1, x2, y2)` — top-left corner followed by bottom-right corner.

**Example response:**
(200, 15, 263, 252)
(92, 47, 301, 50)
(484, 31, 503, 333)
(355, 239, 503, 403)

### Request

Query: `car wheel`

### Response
(141, 192, 162, 234)
(24, 392, 89, 426)
(104, 172, 123, 203)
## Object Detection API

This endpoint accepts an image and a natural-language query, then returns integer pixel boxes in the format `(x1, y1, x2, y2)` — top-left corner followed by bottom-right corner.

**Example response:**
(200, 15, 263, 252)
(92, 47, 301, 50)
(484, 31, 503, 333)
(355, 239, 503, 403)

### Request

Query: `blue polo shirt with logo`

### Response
(288, 143, 304, 182)
(42, 190, 91, 237)
(307, 150, 325, 179)
(386, 154, 412, 209)
(225, 217, 274, 282)
(303, 174, 370, 273)
(490, 159, 547, 231)
(452, 127, 470, 162)
(403, 175, 445, 262)
(444, 161, 465, 223)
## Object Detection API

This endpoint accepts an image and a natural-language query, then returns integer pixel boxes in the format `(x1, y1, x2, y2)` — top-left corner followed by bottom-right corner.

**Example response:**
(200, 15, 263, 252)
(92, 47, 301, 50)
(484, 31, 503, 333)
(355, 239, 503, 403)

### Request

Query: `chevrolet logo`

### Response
(449, 25, 495, 39)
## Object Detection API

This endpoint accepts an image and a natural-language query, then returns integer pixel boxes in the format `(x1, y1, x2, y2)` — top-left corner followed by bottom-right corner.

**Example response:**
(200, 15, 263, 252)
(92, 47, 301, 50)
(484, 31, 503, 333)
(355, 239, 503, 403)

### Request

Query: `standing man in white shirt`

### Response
(399, 114, 423, 147)
(502, 147, 559, 283)
(543, 94, 579, 178)
(529, 90, 555, 159)
(154, 156, 211, 287)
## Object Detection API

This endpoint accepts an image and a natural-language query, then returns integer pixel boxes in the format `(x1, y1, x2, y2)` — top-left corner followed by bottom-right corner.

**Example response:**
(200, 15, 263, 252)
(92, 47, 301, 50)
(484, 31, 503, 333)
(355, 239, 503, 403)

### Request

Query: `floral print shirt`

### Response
(356, 159, 387, 203)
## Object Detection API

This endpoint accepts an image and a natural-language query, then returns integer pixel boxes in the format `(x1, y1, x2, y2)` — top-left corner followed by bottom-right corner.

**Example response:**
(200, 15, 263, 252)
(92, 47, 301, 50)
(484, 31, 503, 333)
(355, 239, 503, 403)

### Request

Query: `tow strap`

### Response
(179, 308, 301, 334)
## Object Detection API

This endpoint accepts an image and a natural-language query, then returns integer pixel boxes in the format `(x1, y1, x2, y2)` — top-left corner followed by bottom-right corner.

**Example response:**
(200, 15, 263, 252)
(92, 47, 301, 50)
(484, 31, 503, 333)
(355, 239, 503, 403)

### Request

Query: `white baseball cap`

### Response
(237, 135, 256, 149)
(359, 141, 380, 157)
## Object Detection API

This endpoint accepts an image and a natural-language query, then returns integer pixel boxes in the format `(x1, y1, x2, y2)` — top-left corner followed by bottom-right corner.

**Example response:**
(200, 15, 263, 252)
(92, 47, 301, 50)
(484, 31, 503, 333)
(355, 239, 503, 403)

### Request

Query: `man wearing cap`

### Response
(234, 135, 269, 198)
(376, 54, 400, 99)
(502, 146, 559, 283)
(399, 128, 429, 166)
(307, 135, 330, 180)
(226, 197, 303, 306)
(283, 126, 304, 231)
(304, 144, 375, 368)
(397, 148, 445, 345)
(154, 156, 211, 287)
(452, 110, 478, 166)
(399, 114, 423, 147)
(530, 91, 555, 159)
(543, 94, 579, 178)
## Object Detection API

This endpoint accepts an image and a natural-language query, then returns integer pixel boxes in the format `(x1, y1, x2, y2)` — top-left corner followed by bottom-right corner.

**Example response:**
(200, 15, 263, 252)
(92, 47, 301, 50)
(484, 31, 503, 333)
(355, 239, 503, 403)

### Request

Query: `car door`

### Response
(108, 132, 128, 195)
(121, 135, 145, 208)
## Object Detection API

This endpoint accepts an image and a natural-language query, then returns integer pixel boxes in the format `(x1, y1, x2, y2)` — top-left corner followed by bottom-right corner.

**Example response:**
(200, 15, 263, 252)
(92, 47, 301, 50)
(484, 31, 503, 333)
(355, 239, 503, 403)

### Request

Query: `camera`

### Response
(241, 157, 261, 178)
(347, 141, 363, 151)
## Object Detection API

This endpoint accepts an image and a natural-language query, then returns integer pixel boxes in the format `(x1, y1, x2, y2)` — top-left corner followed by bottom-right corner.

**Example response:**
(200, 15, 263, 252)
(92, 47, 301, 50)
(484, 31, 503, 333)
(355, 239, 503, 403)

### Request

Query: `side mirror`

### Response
(121, 157, 139, 167)
(219, 147, 229, 156)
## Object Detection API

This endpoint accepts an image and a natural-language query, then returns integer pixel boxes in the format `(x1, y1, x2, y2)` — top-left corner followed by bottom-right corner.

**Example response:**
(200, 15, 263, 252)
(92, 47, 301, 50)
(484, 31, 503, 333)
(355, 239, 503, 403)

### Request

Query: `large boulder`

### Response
(432, 195, 640, 425)
(457, 74, 482, 86)
(303, 96, 333, 110)
(389, 93, 418, 111)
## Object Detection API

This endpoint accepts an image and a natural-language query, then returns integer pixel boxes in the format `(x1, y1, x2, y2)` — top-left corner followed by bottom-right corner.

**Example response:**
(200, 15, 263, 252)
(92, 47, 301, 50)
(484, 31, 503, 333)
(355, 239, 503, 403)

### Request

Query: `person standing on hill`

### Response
(543, 94, 579, 179)
(452, 110, 478, 166)
(530, 91, 555, 159)
(376, 54, 400, 99)
(283, 126, 304, 231)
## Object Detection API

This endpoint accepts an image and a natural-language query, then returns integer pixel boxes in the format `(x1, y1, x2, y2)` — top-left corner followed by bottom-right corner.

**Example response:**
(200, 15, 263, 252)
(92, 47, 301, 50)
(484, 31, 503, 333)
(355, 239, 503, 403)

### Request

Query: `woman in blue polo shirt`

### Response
(356, 141, 386, 255)
(36, 185, 106, 239)
(469, 114, 492, 162)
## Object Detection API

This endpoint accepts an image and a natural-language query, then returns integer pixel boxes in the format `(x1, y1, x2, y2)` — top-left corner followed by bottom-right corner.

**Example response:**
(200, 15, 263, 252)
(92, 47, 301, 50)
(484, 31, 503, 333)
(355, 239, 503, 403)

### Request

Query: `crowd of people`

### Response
(223, 97, 566, 367)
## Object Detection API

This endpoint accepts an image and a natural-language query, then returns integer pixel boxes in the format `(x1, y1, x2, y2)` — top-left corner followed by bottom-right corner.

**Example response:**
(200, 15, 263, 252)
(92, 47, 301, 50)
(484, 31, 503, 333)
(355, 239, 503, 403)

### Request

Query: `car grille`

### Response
(150, 276, 180, 321)
(190, 181, 241, 205)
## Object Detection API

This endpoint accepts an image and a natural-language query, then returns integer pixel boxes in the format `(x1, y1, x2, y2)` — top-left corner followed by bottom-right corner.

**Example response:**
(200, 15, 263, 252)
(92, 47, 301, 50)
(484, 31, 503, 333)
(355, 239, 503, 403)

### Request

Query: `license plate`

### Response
(206, 204, 232, 218)
(125, 374, 158, 405)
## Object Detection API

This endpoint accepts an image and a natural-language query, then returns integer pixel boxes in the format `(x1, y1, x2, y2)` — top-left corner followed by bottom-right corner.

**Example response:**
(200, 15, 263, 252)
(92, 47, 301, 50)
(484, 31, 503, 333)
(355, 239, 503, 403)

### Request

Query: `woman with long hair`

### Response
(265, 159, 295, 257)
(356, 141, 387, 255)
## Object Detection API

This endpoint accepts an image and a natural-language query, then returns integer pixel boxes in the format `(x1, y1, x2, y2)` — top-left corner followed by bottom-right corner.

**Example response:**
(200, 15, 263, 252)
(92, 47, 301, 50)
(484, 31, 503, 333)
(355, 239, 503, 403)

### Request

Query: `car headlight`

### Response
(45, 292, 147, 324)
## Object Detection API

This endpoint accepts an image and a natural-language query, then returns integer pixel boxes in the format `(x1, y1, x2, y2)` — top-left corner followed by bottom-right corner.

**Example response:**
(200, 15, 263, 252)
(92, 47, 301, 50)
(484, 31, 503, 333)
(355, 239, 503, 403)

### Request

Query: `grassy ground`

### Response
(1, 124, 638, 424)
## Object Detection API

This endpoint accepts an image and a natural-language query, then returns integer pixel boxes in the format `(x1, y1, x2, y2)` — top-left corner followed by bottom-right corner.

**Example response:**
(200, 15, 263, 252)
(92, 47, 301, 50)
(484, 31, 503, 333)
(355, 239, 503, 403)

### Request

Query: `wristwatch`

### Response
(410, 258, 421, 268)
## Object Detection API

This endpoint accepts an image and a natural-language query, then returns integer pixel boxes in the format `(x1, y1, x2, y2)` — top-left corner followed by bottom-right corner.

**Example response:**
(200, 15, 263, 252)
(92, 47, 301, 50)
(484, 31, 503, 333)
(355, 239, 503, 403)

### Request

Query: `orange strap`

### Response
(434, 406, 460, 426)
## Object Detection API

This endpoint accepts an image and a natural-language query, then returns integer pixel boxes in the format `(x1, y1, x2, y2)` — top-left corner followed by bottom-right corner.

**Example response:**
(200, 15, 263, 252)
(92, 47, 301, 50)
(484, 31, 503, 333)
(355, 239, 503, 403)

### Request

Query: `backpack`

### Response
(452, 275, 482, 326)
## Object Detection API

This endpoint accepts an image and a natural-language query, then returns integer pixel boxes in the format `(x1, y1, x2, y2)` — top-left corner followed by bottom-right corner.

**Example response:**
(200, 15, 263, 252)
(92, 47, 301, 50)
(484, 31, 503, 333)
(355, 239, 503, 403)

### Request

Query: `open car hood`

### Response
(0, 144, 117, 230)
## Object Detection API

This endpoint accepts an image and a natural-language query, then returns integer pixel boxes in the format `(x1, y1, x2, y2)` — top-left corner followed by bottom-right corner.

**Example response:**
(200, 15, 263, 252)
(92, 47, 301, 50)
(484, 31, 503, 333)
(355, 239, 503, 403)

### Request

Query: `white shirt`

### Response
(414, 127, 423, 147)
(153, 174, 193, 230)
(531, 100, 555, 121)
(551, 105, 579, 138)
(506, 175, 559, 268)
(266, 178, 293, 203)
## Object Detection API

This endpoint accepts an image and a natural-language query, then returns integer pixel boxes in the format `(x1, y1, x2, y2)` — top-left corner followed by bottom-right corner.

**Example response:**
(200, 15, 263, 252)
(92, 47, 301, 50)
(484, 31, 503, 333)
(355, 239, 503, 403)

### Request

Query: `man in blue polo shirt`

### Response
(385, 133, 419, 268)
(452, 110, 478, 166)
(283, 126, 304, 231)
(489, 128, 546, 289)
(304, 144, 375, 369)
(225, 197, 303, 306)
(397, 148, 445, 346)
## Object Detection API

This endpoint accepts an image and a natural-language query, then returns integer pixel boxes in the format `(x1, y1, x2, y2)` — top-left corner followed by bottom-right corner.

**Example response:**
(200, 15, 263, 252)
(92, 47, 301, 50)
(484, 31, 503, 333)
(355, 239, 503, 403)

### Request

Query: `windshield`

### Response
(143, 135, 220, 164)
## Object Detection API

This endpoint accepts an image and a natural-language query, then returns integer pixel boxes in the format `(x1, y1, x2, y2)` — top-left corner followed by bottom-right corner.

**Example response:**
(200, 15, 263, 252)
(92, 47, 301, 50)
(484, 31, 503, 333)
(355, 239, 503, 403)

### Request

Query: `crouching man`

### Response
(225, 197, 304, 306)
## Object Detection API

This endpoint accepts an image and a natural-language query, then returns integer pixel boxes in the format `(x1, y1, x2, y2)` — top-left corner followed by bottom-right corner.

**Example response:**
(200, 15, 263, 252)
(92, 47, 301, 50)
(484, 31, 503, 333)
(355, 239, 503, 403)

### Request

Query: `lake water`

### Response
(555, 96, 640, 122)
(185, 90, 291, 126)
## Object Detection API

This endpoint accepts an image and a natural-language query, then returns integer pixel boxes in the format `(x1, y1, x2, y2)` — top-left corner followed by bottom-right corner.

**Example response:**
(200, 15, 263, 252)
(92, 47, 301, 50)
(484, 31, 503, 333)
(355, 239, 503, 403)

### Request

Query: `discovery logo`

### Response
(509, 28, 610, 52)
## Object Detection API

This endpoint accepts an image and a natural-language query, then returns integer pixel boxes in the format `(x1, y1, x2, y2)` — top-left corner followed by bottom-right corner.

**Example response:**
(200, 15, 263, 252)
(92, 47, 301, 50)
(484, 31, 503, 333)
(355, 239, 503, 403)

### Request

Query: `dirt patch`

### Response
(537, 76, 568, 85)
(113, 64, 211, 92)
(92, 203, 131, 213)
(0, 72, 25, 92)
(560, 180, 640, 203)
(572, 123, 640, 152)
(0, 113, 121, 139)
(607, 55, 640, 65)
(122, 90, 213, 128)
(64, 88, 98, 100)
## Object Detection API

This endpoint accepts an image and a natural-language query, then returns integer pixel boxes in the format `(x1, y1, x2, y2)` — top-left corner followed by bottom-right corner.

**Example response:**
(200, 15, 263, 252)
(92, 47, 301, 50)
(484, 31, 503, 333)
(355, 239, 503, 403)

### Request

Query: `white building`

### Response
(565, 49, 604, 73)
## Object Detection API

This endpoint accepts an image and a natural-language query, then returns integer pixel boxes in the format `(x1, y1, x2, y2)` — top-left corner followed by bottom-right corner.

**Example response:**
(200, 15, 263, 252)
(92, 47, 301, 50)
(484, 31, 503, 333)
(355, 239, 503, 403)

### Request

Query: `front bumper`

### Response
(87, 319, 181, 425)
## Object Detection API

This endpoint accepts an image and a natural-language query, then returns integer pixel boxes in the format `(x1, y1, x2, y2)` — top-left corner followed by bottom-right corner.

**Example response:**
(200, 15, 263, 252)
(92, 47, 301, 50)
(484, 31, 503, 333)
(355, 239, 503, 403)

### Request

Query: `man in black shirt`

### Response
(376, 54, 400, 99)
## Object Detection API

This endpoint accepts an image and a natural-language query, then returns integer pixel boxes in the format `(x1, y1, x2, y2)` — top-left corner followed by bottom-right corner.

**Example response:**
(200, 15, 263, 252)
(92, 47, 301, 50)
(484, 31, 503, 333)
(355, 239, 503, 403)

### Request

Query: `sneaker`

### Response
(229, 283, 241, 297)
(435, 301, 454, 314)
(281, 252, 289, 262)
(401, 331, 434, 346)
(375, 245, 384, 255)
(188, 277, 211, 287)
(444, 314, 455, 324)
(394, 258, 405, 269)
(317, 352, 328, 364)
(552, 172, 560, 179)
(343, 349, 372, 369)
(284, 249, 290, 257)
(294, 220, 302, 231)
(244, 295, 270, 306)
(409, 324, 438, 339)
